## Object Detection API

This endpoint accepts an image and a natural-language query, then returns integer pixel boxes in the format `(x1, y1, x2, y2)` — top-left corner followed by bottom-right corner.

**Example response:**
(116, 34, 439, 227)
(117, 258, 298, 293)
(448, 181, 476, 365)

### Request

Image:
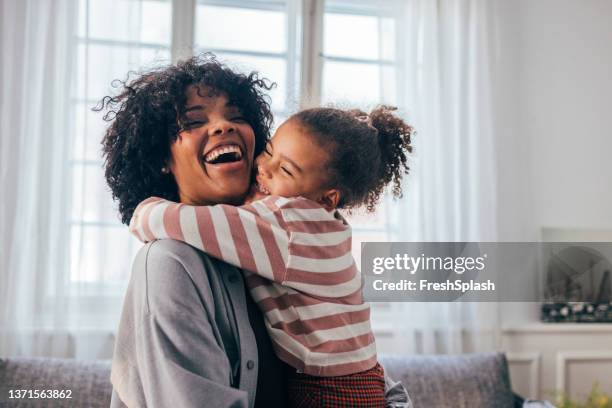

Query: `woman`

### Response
(100, 54, 409, 407)
(100, 54, 284, 408)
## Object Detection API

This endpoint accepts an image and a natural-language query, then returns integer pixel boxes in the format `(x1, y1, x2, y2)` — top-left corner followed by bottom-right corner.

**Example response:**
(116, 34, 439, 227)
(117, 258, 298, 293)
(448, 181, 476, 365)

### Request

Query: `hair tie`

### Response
(355, 114, 375, 130)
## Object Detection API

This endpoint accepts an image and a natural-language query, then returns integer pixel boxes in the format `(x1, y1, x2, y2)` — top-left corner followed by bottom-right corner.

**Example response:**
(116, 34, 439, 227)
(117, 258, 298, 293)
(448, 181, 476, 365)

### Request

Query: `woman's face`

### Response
(168, 85, 256, 205)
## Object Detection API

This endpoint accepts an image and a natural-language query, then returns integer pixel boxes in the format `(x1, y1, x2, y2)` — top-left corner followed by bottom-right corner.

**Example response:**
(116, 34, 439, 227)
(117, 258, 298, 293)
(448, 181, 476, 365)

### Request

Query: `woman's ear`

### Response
(163, 158, 174, 175)
(317, 189, 341, 210)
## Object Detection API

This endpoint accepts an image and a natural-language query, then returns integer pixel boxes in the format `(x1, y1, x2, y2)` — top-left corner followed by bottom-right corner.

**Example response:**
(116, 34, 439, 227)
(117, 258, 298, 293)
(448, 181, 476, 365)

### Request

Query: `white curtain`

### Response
(381, 0, 500, 354)
(0, 0, 90, 358)
(0, 0, 164, 360)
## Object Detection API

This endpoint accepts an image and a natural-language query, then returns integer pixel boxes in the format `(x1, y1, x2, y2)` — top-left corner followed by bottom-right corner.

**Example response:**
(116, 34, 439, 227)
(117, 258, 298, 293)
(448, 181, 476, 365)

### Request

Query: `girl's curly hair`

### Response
(95, 53, 274, 224)
(292, 105, 413, 212)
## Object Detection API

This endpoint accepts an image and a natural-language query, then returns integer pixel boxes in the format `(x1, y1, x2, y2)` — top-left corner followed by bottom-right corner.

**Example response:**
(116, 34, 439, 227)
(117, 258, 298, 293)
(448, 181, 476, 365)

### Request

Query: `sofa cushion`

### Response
(380, 352, 515, 408)
(1, 353, 514, 407)
(0, 357, 111, 408)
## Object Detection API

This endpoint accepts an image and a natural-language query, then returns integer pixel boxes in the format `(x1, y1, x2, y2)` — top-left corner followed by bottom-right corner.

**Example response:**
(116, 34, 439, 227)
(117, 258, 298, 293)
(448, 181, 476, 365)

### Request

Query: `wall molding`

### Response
(502, 323, 612, 334)
(556, 351, 612, 393)
(507, 352, 541, 399)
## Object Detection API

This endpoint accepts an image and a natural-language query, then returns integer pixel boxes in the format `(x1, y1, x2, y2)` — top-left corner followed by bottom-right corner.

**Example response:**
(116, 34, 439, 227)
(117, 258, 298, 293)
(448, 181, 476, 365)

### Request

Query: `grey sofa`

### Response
(0, 352, 518, 407)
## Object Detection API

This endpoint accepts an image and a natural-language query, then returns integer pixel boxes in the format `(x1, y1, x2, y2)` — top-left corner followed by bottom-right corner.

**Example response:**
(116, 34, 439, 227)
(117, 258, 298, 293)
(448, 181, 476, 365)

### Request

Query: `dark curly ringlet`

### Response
(95, 53, 275, 225)
(292, 105, 413, 212)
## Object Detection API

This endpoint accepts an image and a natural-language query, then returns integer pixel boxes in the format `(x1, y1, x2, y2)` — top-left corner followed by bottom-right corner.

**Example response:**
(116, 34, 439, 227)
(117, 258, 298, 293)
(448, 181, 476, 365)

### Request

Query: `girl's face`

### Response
(169, 85, 256, 205)
(255, 119, 340, 207)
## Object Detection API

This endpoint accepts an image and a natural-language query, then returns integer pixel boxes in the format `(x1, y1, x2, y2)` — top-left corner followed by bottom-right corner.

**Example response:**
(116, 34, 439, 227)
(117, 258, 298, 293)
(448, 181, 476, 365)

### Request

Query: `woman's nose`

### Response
(209, 119, 235, 136)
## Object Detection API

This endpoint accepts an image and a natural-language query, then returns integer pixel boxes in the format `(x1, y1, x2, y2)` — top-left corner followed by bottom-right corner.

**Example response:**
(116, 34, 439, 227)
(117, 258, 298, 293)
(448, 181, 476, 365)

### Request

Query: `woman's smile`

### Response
(203, 143, 243, 164)
(201, 140, 248, 174)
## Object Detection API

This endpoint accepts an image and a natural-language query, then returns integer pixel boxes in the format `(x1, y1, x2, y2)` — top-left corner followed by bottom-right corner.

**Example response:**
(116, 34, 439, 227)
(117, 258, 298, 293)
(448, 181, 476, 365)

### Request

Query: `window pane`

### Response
(379, 17, 396, 61)
(141, 0, 173, 44)
(215, 53, 287, 112)
(88, 0, 172, 45)
(78, 0, 87, 37)
(70, 225, 140, 283)
(71, 163, 119, 224)
(322, 61, 397, 107)
(74, 43, 86, 99)
(379, 64, 397, 105)
(79, 43, 170, 100)
(323, 13, 380, 60)
(321, 4, 397, 108)
(322, 61, 380, 106)
(73, 102, 109, 161)
(195, 5, 286, 53)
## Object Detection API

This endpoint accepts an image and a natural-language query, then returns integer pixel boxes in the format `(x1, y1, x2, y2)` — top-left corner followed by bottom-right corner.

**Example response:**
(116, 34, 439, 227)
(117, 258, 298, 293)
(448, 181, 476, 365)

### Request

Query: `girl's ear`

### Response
(317, 189, 341, 210)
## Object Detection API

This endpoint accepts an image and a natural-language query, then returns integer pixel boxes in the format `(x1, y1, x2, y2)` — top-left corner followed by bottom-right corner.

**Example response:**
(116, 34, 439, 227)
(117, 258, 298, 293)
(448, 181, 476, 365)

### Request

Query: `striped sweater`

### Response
(129, 195, 377, 377)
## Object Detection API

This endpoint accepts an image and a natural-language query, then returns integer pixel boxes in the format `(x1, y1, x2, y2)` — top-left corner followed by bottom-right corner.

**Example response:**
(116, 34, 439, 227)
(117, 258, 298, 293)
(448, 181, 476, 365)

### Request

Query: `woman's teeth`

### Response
(204, 145, 243, 163)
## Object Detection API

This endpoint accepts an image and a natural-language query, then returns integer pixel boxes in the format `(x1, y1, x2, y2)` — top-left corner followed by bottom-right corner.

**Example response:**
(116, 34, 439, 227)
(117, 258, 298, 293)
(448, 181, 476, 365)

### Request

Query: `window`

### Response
(193, 0, 301, 125)
(69, 0, 400, 322)
(321, 0, 397, 107)
(319, 0, 399, 329)
(320, 0, 399, 263)
(70, 0, 172, 296)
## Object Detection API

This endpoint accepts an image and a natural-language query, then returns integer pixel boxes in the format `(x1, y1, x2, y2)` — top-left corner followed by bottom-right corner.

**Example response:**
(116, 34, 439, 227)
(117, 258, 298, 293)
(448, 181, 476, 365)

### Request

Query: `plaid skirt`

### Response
(287, 363, 386, 408)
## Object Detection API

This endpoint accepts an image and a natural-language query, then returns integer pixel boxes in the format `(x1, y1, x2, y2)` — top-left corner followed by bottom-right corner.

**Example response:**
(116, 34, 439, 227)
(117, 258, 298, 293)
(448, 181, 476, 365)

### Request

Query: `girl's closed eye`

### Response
(281, 166, 293, 176)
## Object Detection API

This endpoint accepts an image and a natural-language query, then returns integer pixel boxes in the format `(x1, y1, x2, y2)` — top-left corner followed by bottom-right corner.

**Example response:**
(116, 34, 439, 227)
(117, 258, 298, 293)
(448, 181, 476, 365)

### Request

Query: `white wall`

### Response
(493, 6, 612, 398)
(495, 0, 612, 242)
(494, 0, 612, 329)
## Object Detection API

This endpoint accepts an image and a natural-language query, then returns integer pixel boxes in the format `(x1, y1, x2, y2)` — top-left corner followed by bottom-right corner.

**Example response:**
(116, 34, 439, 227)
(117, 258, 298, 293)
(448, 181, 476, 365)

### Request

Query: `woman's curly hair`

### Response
(95, 53, 275, 224)
(292, 105, 414, 212)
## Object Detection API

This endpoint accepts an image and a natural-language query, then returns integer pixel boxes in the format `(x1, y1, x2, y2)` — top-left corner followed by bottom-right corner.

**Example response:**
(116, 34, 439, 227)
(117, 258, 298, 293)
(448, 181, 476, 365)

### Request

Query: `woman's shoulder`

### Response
(135, 239, 222, 283)
(130, 240, 216, 315)
(141, 239, 203, 267)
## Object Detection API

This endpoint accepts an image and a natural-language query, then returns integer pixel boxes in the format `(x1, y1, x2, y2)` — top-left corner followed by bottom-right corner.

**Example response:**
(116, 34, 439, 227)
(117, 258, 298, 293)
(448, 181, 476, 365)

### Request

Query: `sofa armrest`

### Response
(0, 357, 112, 408)
(380, 352, 515, 408)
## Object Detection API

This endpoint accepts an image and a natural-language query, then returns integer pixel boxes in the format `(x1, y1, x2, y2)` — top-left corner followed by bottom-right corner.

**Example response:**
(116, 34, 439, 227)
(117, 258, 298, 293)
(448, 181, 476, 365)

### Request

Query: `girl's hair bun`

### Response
(369, 105, 413, 200)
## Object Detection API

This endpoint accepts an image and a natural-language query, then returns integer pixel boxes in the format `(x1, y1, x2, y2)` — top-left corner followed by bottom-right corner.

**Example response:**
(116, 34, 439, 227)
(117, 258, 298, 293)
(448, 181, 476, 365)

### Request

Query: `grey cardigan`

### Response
(110, 240, 260, 407)
(110, 240, 410, 408)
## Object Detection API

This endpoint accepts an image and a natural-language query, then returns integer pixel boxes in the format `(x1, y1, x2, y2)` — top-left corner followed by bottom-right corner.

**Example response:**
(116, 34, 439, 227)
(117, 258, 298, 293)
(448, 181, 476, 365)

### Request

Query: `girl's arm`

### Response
(130, 196, 290, 284)
(129, 196, 360, 298)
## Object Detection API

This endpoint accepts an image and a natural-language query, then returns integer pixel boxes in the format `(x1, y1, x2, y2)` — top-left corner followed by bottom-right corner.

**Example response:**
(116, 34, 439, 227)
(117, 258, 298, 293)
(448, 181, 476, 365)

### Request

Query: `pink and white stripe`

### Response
(129, 195, 377, 377)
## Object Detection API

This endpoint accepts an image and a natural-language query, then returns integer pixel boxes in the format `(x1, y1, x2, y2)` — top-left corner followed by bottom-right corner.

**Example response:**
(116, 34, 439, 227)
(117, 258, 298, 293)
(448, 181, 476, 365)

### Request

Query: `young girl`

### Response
(130, 105, 413, 407)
